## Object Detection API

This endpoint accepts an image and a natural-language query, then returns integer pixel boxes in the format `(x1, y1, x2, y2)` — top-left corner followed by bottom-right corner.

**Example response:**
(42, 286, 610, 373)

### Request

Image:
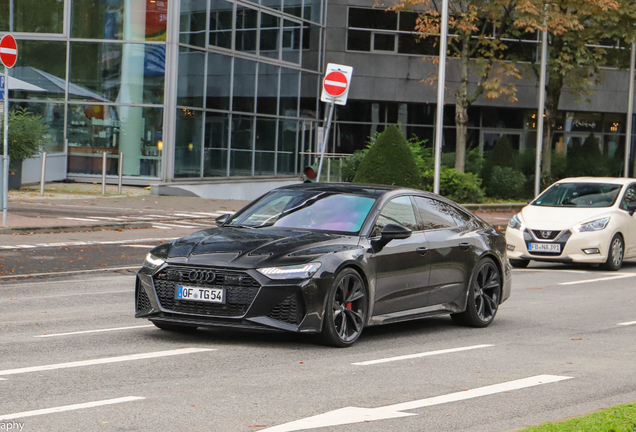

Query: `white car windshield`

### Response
(533, 182, 622, 208)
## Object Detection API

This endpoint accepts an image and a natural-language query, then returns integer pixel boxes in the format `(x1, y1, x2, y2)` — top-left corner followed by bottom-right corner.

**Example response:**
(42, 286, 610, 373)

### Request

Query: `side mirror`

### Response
(628, 202, 636, 216)
(371, 224, 412, 252)
(215, 214, 231, 226)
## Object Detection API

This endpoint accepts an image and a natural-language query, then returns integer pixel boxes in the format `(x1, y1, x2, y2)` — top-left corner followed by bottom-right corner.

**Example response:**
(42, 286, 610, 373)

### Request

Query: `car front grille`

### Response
(531, 230, 560, 240)
(136, 286, 151, 311)
(267, 294, 303, 325)
(152, 267, 260, 318)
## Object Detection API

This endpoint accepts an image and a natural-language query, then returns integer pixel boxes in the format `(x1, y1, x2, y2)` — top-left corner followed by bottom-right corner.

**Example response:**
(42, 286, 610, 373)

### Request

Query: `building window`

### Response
(1, 0, 64, 33)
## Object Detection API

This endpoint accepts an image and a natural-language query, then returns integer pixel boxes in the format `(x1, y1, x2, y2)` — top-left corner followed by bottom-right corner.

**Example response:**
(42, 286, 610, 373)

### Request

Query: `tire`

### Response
(320, 269, 368, 348)
(604, 234, 624, 271)
(509, 259, 530, 268)
(451, 258, 502, 328)
(152, 321, 198, 333)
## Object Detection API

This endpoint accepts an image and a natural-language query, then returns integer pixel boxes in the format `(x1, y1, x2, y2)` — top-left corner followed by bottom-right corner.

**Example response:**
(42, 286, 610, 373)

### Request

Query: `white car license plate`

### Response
(176, 285, 225, 304)
(529, 243, 561, 253)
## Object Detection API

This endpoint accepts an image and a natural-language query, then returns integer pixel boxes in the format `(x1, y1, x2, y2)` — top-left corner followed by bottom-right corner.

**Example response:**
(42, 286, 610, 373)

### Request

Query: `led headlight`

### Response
(257, 263, 321, 280)
(508, 214, 523, 230)
(574, 217, 610, 233)
(144, 253, 165, 269)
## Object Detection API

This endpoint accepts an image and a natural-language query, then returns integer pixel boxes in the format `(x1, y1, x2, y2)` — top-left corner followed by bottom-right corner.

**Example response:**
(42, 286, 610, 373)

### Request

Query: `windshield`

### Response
(227, 190, 376, 234)
(533, 182, 622, 208)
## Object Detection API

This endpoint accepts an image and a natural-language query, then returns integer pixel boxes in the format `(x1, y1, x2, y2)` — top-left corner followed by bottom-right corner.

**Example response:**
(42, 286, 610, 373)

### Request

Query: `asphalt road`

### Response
(1, 251, 636, 432)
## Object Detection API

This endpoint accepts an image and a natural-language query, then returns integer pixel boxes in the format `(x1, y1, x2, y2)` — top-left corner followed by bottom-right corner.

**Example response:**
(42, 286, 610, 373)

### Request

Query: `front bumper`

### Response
(135, 264, 331, 333)
(506, 227, 609, 264)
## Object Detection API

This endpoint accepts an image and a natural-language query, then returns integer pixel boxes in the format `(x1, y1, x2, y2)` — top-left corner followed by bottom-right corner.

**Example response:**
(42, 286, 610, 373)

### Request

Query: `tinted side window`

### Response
(372, 196, 418, 236)
(448, 206, 473, 227)
(620, 185, 636, 210)
(413, 197, 457, 230)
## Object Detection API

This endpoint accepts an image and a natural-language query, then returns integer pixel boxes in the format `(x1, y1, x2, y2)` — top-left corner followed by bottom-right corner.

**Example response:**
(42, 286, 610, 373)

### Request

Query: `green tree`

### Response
(353, 125, 421, 187)
(565, 133, 610, 177)
(5, 108, 47, 163)
(481, 134, 516, 185)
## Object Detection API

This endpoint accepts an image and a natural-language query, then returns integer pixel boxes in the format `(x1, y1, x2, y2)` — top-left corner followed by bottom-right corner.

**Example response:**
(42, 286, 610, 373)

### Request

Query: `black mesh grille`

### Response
(136, 286, 151, 311)
(153, 267, 260, 318)
(267, 294, 303, 325)
(531, 230, 560, 240)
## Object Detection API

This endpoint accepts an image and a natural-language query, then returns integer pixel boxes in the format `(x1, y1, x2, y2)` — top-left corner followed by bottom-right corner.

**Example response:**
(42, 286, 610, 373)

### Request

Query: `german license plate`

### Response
(176, 285, 225, 303)
(529, 243, 560, 253)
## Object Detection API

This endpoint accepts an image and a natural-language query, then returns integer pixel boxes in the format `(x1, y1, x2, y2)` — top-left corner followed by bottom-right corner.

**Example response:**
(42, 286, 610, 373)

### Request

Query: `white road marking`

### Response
(85, 216, 125, 221)
(617, 320, 636, 326)
(34, 325, 154, 338)
(192, 212, 228, 216)
(152, 225, 173, 230)
(262, 375, 573, 432)
(558, 274, 636, 286)
(352, 344, 494, 366)
(0, 396, 145, 421)
(0, 266, 140, 279)
(59, 217, 96, 222)
(152, 223, 197, 229)
(0, 276, 132, 289)
(9, 290, 132, 299)
(0, 236, 178, 250)
(0, 348, 215, 377)
(120, 245, 155, 248)
(172, 213, 210, 218)
(512, 268, 622, 275)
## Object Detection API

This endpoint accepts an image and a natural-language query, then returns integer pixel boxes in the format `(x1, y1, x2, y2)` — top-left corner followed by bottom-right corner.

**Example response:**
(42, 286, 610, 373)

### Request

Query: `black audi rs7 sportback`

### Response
(135, 183, 511, 347)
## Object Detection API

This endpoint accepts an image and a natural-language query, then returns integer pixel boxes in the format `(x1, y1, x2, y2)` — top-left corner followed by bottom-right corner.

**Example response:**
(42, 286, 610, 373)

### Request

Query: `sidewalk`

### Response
(2, 182, 516, 234)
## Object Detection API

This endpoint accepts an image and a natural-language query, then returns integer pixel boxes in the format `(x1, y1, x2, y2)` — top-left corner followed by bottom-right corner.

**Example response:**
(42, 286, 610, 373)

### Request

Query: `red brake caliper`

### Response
(345, 290, 352, 310)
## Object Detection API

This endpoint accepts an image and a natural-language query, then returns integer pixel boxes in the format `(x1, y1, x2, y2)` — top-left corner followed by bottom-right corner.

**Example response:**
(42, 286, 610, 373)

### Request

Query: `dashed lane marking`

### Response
(558, 274, 636, 286)
(617, 320, 636, 326)
(34, 325, 155, 338)
(0, 266, 140, 279)
(0, 348, 216, 377)
(352, 344, 494, 366)
(0, 236, 178, 250)
(0, 396, 145, 421)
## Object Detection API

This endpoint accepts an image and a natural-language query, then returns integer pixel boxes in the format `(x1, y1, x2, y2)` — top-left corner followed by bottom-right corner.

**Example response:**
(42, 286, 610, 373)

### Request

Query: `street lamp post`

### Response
(433, 0, 449, 195)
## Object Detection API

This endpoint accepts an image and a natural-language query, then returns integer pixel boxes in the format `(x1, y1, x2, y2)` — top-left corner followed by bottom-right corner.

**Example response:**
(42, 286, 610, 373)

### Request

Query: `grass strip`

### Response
(520, 403, 636, 431)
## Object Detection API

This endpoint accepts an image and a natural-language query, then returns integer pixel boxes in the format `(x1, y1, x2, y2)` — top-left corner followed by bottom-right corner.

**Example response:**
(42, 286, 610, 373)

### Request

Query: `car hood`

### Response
(165, 227, 359, 268)
(520, 205, 613, 230)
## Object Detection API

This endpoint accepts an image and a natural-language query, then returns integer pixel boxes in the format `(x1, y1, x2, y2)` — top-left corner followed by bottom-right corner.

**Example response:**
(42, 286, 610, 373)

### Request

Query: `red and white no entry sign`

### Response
(323, 71, 348, 97)
(0, 34, 18, 68)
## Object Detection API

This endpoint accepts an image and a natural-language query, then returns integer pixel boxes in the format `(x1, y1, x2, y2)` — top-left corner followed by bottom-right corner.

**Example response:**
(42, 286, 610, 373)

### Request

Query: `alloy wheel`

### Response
(612, 237, 624, 268)
(473, 262, 501, 323)
(332, 273, 367, 343)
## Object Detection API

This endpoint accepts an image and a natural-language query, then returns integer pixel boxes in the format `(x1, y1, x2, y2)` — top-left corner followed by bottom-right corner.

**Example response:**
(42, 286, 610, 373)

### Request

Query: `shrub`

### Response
(481, 135, 516, 184)
(422, 167, 485, 203)
(340, 150, 366, 182)
(353, 125, 422, 188)
(565, 133, 611, 177)
(487, 166, 526, 200)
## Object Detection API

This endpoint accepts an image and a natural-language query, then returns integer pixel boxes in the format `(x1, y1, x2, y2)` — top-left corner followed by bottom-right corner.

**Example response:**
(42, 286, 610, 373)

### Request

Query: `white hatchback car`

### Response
(506, 177, 636, 270)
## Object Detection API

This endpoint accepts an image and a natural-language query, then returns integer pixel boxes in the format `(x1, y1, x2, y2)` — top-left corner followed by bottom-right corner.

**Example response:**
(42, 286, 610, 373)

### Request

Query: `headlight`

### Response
(144, 253, 165, 269)
(574, 217, 610, 232)
(257, 263, 322, 280)
(508, 214, 523, 230)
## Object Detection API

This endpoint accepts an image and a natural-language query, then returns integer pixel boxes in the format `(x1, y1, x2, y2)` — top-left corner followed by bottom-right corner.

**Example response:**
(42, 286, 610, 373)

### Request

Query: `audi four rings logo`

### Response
(540, 231, 551, 239)
(188, 270, 216, 282)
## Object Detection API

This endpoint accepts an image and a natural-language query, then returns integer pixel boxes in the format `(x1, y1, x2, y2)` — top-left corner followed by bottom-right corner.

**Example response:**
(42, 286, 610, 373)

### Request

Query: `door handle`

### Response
(459, 242, 471, 250)
(416, 247, 428, 256)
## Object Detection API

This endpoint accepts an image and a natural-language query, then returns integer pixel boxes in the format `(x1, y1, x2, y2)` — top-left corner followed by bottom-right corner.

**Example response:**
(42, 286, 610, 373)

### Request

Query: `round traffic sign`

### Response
(323, 71, 348, 97)
(0, 34, 18, 68)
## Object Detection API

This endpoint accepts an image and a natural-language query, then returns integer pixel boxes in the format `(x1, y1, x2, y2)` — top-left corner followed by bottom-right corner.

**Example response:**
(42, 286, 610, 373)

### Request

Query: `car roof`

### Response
(555, 177, 636, 186)
(278, 182, 407, 198)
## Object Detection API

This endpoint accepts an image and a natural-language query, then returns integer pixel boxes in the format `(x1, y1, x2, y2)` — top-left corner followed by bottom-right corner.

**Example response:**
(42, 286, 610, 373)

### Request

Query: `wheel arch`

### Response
(333, 261, 372, 324)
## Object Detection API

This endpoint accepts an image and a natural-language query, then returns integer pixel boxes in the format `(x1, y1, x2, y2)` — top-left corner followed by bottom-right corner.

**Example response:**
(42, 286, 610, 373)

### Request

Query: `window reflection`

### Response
(233, 58, 256, 112)
(70, 42, 165, 104)
(204, 112, 229, 177)
(0, 0, 63, 33)
(209, 0, 233, 49)
(235, 6, 258, 53)
(260, 13, 280, 59)
(177, 46, 205, 107)
(10, 102, 65, 154)
(180, 0, 207, 47)
(282, 20, 301, 63)
(257, 63, 279, 115)
(174, 108, 202, 178)
(207, 53, 232, 110)
(67, 105, 163, 177)
(72, 0, 168, 41)
(10, 40, 66, 101)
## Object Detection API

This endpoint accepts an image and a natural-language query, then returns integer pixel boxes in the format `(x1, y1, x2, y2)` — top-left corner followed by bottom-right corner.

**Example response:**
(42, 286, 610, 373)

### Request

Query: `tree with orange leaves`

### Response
(391, 0, 521, 173)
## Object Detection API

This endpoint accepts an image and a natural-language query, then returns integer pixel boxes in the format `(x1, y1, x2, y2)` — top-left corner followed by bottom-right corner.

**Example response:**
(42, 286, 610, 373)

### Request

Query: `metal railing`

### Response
(299, 152, 352, 182)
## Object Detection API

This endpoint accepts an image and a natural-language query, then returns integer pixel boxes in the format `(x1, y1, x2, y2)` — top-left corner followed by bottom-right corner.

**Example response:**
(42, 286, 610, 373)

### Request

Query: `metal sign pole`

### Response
(433, 0, 449, 195)
(3, 65, 9, 226)
(317, 101, 334, 182)
(625, 42, 635, 178)
(534, 11, 549, 197)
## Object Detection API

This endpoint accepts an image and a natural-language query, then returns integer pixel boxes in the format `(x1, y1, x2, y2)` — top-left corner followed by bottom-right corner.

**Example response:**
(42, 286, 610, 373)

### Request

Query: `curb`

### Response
(0, 221, 154, 235)
(463, 203, 526, 212)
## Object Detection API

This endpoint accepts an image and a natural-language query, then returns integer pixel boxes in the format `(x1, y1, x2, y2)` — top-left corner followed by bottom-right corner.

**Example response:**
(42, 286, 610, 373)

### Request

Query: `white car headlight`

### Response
(257, 263, 322, 280)
(144, 253, 165, 269)
(574, 217, 610, 232)
(508, 214, 523, 230)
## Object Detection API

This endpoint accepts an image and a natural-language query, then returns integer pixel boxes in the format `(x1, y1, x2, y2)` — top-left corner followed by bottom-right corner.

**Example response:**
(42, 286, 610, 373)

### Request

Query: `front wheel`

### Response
(452, 258, 501, 328)
(320, 269, 368, 348)
(604, 234, 624, 271)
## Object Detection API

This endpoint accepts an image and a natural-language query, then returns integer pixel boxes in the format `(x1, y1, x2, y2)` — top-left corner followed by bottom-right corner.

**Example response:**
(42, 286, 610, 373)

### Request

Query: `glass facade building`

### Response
(4, 0, 325, 184)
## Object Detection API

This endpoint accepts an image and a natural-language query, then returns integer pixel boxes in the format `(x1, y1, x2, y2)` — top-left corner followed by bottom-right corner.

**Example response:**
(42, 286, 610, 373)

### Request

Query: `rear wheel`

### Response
(152, 321, 198, 333)
(320, 269, 368, 348)
(509, 259, 530, 268)
(452, 258, 501, 328)
(604, 234, 624, 271)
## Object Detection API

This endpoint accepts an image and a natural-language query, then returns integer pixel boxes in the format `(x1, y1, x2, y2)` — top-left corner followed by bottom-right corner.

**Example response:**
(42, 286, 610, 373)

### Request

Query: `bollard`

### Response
(40, 152, 47, 196)
(101, 152, 107, 195)
(118, 152, 123, 194)
(327, 158, 331, 182)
